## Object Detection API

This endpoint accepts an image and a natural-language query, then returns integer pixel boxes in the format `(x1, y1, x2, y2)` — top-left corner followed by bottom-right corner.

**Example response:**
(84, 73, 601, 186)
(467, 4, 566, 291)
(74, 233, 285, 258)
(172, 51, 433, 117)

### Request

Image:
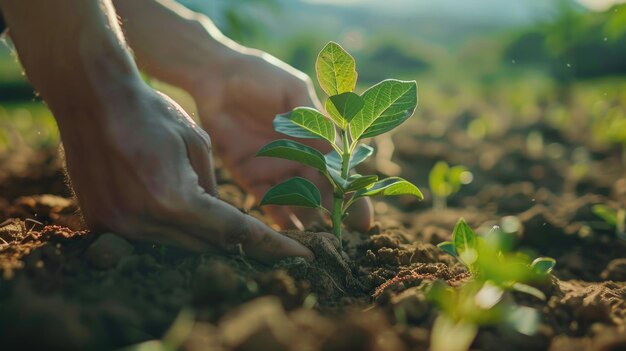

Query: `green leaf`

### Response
(315, 42, 357, 96)
(327, 92, 364, 126)
(429, 161, 451, 197)
(325, 151, 342, 173)
(506, 306, 540, 336)
(510, 282, 546, 301)
(273, 107, 336, 143)
(592, 204, 618, 226)
(325, 144, 374, 172)
(259, 177, 321, 208)
(325, 99, 347, 129)
(328, 168, 348, 189)
(256, 139, 327, 173)
(452, 219, 478, 267)
(437, 241, 458, 258)
(349, 79, 417, 141)
(474, 281, 504, 309)
(350, 144, 374, 168)
(273, 115, 319, 139)
(430, 315, 478, 351)
(448, 165, 468, 193)
(345, 174, 378, 192)
(531, 257, 556, 275)
(355, 177, 423, 199)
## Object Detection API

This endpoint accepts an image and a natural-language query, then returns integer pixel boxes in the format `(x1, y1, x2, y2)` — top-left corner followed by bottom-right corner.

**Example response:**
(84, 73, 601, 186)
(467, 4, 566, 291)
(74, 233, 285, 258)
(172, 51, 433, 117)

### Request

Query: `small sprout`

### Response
(437, 218, 478, 271)
(438, 218, 556, 301)
(427, 280, 541, 351)
(509, 282, 547, 301)
(257, 42, 422, 245)
(452, 218, 479, 270)
(429, 161, 472, 211)
(437, 241, 457, 258)
(505, 306, 541, 336)
(531, 257, 557, 275)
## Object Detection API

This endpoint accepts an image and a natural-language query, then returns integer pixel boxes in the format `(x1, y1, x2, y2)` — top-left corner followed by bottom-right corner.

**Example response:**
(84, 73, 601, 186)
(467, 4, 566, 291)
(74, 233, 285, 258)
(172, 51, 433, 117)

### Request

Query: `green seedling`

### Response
(592, 204, 626, 240)
(429, 161, 472, 211)
(257, 42, 422, 244)
(427, 280, 540, 351)
(438, 219, 556, 301)
(592, 109, 626, 166)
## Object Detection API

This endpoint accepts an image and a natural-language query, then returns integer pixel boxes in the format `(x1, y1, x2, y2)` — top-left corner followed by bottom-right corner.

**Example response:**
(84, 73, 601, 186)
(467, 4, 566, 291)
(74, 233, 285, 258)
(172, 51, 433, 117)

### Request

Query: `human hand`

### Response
(63, 84, 314, 263)
(191, 48, 373, 232)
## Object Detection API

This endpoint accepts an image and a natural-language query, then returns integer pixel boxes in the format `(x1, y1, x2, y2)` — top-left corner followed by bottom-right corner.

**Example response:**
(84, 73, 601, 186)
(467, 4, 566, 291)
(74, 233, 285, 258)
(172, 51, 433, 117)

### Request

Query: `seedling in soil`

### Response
(257, 42, 422, 244)
(438, 219, 556, 300)
(592, 109, 626, 166)
(428, 161, 472, 211)
(427, 280, 540, 351)
(592, 204, 626, 240)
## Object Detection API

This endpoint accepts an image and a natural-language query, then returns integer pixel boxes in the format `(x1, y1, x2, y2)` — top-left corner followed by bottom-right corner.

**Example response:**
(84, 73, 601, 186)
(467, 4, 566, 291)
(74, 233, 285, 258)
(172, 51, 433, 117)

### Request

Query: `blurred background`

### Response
(1, 0, 626, 203)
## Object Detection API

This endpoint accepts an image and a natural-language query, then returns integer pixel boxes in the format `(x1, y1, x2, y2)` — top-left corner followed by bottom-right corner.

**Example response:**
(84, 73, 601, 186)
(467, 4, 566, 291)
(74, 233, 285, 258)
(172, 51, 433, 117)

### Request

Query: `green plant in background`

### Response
(592, 204, 626, 240)
(257, 42, 422, 244)
(591, 108, 626, 166)
(428, 161, 472, 211)
(427, 280, 540, 351)
(438, 219, 556, 300)
(428, 218, 555, 351)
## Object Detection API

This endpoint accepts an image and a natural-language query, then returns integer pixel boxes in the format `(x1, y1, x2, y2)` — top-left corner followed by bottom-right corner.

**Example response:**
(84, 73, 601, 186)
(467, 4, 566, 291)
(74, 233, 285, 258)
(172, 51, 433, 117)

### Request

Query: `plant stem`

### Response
(330, 130, 351, 249)
(433, 195, 447, 212)
(331, 194, 343, 248)
(341, 130, 350, 179)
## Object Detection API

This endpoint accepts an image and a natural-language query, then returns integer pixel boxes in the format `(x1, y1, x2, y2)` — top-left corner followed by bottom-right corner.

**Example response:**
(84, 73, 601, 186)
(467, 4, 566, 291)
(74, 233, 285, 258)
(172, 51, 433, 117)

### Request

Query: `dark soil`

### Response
(1, 115, 626, 351)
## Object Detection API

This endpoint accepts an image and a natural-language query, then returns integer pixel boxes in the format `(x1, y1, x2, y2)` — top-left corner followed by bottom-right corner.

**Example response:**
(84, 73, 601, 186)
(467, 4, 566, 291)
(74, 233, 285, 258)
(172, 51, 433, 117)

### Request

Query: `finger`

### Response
(184, 194, 314, 263)
(131, 217, 212, 252)
(183, 128, 219, 196)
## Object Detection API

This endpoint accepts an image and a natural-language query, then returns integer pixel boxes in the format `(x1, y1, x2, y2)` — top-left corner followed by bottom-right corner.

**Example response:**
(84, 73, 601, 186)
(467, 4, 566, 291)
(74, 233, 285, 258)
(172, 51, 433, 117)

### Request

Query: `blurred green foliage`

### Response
(0, 1, 625, 160)
(504, 3, 626, 81)
(429, 161, 472, 211)
(429, 219, 553, 351)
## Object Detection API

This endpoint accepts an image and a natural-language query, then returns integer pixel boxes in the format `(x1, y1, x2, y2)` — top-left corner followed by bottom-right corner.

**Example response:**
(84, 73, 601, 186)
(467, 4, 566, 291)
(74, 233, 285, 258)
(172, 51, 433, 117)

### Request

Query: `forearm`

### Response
(113, 0, 244, 91)
(0, 0, 144, 133)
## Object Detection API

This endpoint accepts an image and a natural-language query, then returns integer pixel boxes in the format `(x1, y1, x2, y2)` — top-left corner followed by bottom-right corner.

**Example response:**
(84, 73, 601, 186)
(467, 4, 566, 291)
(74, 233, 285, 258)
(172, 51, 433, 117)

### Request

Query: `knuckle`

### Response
(188, 126, 213, 154)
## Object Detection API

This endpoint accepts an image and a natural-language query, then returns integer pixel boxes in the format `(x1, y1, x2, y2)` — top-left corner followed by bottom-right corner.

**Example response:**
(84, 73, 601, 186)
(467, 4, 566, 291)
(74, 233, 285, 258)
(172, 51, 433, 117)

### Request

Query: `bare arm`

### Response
(0, 0, 140, 128)
(112, 0, 242, 92)
(0, 0, 316, 262)
(112, 0, 374, 231)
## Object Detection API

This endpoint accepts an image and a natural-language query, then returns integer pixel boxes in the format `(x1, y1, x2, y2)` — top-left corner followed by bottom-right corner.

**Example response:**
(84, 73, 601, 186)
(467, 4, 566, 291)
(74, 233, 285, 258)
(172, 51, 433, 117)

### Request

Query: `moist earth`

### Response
(1, 119, 626, 351)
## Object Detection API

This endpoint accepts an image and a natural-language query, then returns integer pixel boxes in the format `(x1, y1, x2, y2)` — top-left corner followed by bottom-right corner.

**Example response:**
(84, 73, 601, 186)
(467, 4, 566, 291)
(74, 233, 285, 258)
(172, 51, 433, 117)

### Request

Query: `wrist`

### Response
(168, 17, 247, 93)
(54, 76, 149, 139)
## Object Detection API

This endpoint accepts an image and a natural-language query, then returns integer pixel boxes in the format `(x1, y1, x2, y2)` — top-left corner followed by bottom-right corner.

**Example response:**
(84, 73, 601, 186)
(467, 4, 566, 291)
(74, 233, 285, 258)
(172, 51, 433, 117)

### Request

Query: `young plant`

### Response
(428, 161, 472, 211)
(437, 219, 556, 300)
(427, 280, 540, 351)
(592, 204, 626, 240)
(256, 42, 423, 243)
